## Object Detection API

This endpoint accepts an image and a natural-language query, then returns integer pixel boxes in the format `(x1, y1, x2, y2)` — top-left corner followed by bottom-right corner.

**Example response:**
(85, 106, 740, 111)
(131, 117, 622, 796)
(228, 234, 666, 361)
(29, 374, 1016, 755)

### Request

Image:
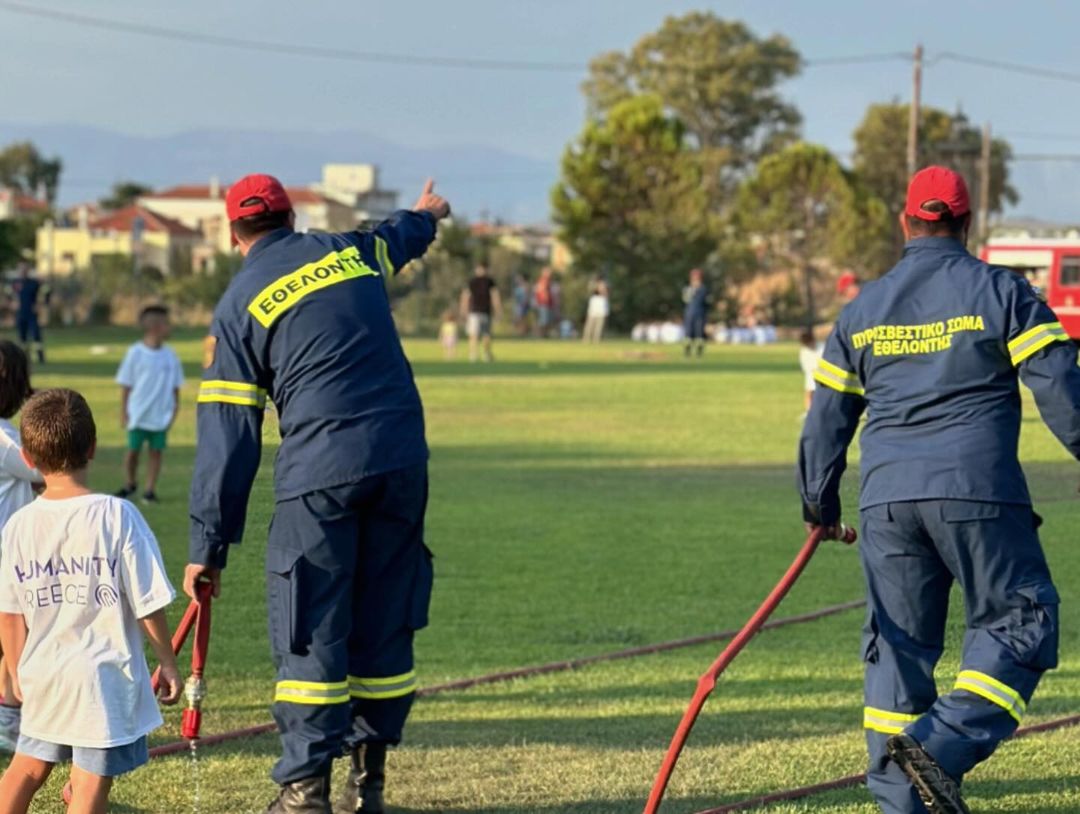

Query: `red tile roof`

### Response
(90, 205, 201, 238)
(148, 184, 329, 206)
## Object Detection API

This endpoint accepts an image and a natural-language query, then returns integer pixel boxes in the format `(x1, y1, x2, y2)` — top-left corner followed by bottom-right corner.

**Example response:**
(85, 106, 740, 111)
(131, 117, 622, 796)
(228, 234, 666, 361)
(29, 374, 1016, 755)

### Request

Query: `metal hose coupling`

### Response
(181, 674, 206, 740)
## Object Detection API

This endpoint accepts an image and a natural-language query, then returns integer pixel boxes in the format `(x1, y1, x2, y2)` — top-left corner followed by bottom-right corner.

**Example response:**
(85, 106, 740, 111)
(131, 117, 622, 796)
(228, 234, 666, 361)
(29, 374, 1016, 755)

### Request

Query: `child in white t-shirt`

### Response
(798, 329, 824, 417)
(0, 341, 41, 753)
(0, 389, 181, 814)
(115, 305, 184, 504)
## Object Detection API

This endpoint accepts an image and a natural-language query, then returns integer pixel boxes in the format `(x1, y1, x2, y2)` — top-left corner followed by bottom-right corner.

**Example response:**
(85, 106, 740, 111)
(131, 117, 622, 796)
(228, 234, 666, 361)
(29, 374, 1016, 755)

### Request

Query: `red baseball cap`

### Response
(904, 166, 970, 221)
(225, 174, 293, 221)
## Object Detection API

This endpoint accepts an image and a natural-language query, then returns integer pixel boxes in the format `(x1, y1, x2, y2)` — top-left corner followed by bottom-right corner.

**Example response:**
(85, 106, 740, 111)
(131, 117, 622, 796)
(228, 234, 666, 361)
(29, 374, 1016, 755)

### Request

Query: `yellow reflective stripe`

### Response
(1008, 322, 1069, 365)
(374, 236, 396, 277)
(813, 358, 864, 396)
(863, 706, 920, 735)
(247, 246, 381, 329)
(348, 671, 417, 700)
(274, 679, 350, 706)
(954, 670, 1026, 723)
(197, 380, 267, 408)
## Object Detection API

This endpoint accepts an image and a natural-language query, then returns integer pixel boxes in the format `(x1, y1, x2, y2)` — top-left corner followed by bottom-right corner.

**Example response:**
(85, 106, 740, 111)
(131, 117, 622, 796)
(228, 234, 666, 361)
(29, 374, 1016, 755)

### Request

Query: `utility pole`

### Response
(907, 44, 923, 177)
(978, 122, 992, 244)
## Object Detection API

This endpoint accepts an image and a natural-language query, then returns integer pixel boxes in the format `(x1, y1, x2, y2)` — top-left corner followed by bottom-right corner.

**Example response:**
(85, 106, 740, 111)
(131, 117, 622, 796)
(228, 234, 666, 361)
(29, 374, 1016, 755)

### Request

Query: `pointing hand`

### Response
(413, 178, 451, 220)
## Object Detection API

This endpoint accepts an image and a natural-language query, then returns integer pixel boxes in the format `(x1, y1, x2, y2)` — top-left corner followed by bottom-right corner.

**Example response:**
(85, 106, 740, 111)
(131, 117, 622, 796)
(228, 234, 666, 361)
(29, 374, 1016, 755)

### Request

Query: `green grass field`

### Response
(7, 330, 1080, 813)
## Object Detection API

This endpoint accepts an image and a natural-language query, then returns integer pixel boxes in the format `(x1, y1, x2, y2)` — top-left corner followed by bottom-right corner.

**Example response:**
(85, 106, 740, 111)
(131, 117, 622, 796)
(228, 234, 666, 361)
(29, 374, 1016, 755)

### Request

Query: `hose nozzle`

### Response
(181, 675, 206, 740)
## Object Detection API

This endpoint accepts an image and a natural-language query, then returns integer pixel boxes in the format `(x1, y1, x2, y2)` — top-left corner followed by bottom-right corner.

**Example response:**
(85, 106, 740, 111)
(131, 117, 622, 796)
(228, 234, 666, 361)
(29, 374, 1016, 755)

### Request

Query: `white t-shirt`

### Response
(587, 294, 610, 318)
(0, 494, 175, 748)
(800, 343, 823, 391)
(116, 342, 184, 432)
(0, 419, 38, 530)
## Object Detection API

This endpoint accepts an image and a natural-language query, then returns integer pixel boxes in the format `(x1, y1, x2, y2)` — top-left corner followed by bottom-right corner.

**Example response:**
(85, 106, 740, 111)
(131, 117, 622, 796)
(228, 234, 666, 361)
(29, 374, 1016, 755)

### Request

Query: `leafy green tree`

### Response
(99, 181, 153, 211)
(736, 143, 893, 326)
(0, 213, 46, 269)
(853, 103, 1017, 222)
(582, 13, 801, 168)
(553, 95, 715, 327)
(0, 141, 62, 204)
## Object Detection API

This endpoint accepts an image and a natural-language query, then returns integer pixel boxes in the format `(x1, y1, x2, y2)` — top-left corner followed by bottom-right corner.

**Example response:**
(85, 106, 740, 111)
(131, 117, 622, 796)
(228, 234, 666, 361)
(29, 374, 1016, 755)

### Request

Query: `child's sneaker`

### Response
(114, 483, 136, 498)
(0, 705, 21, 753)
(141, 491, 159, 504)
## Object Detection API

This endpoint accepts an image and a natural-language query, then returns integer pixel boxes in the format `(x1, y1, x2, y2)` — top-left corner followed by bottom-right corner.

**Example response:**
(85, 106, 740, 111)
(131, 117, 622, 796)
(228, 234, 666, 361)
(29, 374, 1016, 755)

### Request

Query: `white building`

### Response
(314, 164, 399, 224)
(138, 176, 355, 253)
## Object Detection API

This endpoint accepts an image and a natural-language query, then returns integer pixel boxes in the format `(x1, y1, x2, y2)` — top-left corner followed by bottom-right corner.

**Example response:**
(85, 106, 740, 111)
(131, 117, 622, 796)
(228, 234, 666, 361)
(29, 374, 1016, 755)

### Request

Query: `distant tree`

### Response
(853, 102, 1017, 222)
(0, 141, 62, 204)
(736, 143, 893, 326)
(100, 181, 153, 211)
(0, 215, 44, 270)
(582, 13, 801, 173)
(553, 95, 715, 327)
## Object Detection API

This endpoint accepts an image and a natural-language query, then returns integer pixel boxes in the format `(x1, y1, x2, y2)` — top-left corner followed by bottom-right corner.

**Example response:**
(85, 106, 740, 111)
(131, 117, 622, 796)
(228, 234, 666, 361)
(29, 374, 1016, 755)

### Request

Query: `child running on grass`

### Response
(0, 389, 182, 814)
(115, 305, 184, 504)
(0, 342, 40, 752)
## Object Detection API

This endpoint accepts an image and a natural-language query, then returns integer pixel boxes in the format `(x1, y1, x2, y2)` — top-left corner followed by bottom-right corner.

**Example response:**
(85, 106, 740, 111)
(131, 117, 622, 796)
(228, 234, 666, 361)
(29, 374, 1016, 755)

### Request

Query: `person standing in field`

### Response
(798, 329, 822, 416)
(533, 267, 553, 337)
(583, 281, 610, 344)
(438, 309, 458, 360)
(799, 166, 1080, 814)
(512, 273, 531, 335)
(460, 264, 501, 363)
(0, 389, 181, 814)
(682, 268, 709, 358)
(0, 342, 39, 753)
(11, 265, 48, 366)
(115, 306, 184, 505)
(186, 174, 447, 813)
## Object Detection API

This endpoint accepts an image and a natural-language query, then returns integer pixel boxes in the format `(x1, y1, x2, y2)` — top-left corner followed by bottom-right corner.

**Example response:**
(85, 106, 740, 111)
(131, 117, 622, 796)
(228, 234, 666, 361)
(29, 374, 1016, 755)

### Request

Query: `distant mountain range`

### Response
(0, 122, 558, 224)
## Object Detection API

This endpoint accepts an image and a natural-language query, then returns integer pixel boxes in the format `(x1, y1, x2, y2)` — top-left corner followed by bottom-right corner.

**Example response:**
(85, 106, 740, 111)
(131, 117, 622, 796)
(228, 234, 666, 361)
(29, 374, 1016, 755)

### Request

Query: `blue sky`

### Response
(4, 0, 1080, 220)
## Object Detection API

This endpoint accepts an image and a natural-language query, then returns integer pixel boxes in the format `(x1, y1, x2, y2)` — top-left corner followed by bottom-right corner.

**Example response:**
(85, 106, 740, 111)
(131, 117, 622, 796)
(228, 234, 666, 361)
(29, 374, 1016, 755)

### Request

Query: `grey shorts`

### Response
(467, 312, 492, 338)
(17, 734, 149, 777)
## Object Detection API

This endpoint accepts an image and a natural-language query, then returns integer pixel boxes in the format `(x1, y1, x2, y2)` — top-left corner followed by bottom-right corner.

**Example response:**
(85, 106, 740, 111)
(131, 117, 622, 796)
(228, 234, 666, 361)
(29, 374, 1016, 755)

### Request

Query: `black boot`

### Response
(266, 773, 333, 814)
(334, 743, 386, 814)
(887, 733, 971, 814)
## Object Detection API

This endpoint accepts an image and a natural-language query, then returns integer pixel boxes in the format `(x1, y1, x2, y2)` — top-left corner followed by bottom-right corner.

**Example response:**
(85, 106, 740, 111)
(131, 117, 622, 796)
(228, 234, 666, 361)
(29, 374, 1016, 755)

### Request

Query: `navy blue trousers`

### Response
(16, 311, 41, 345)
(859, 500, 1059, 814)
(266, 464, 433, 784)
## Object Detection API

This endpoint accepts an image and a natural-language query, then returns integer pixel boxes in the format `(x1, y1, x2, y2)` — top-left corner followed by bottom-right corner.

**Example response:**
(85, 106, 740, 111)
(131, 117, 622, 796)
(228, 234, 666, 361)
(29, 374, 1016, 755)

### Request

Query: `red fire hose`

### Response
(642, 525, 857, 814)
(64, 581, 213, 804)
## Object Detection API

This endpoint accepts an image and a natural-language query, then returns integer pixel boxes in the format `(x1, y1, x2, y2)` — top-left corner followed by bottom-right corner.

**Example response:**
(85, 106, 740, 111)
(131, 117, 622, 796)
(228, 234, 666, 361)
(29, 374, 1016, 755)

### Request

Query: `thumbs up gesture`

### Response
(413, 178, 451, 221)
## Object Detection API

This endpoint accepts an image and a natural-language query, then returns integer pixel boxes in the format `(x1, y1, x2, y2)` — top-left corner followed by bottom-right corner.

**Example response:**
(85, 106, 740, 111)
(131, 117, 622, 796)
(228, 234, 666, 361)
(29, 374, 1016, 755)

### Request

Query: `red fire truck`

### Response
(982, 238, 1080, 338)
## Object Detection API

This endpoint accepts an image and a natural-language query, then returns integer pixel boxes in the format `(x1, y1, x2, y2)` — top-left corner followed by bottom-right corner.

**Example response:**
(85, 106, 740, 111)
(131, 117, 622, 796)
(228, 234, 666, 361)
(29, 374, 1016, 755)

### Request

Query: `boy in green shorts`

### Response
(115, 306, 184, 504)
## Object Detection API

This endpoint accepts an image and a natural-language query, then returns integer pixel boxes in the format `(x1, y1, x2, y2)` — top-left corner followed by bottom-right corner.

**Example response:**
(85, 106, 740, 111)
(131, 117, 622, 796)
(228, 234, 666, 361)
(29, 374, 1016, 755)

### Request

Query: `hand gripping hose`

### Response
(642, 525, 857, 814)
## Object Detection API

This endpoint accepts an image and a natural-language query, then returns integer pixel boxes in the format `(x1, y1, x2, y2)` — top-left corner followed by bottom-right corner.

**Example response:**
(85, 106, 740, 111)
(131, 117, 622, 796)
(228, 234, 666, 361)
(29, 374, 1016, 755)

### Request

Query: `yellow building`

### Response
(36, 205, 204, 277)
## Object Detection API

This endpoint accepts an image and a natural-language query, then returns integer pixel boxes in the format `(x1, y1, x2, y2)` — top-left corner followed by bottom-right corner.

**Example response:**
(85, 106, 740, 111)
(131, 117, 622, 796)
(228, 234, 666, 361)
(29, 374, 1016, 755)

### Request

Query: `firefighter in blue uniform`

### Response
(184, 174, 450, 814)
(799, 167, 1080, 814)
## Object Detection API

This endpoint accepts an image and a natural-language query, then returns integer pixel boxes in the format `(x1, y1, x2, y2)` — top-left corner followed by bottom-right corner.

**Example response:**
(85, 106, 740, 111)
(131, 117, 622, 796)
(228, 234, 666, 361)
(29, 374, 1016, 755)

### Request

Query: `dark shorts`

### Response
(128, 429, 167, 452)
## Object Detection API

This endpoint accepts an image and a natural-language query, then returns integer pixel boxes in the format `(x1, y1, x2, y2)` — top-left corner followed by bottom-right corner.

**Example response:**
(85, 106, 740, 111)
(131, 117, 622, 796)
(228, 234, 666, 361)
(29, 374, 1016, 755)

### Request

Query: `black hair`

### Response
(139, 304, 169, 322)
(0, 341, 31, 419)
(231, 199, 293, 242)
(906, 199, 969, 238)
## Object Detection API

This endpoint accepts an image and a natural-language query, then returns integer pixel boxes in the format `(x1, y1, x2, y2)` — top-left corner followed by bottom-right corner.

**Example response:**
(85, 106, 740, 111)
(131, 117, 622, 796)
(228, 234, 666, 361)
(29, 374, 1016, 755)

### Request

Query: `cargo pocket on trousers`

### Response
(267, 547, 304, 656)
(408, 545, 435, 631)
(1007, 582, 1060, 671)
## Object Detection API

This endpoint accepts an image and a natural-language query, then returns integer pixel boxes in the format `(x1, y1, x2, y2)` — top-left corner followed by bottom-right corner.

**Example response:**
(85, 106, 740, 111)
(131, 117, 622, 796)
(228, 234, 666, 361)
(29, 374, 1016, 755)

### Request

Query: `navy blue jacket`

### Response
(189, 210, 438, 567)
(799, 236, 1080, 525)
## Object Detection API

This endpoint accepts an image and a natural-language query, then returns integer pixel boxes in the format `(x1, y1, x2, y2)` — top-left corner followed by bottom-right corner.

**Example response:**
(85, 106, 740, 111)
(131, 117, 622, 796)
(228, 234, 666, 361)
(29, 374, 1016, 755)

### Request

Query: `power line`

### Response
(0, 1, 908, 74)
(934, 52, 1080, 85)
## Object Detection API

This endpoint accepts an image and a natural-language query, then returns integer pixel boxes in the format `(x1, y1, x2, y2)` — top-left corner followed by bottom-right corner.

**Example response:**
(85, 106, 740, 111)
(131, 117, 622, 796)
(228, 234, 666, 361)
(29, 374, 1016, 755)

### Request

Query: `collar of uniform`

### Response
(902, 236, 967, 255)
(243, 228, 295, 266)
